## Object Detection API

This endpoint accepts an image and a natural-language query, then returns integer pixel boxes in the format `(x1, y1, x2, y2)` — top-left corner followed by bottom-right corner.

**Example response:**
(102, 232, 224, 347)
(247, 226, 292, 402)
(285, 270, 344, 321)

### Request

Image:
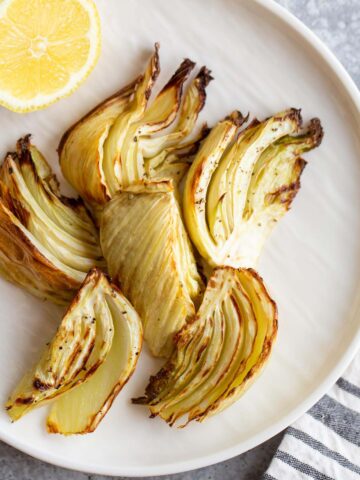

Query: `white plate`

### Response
(0, 0, 360, 476)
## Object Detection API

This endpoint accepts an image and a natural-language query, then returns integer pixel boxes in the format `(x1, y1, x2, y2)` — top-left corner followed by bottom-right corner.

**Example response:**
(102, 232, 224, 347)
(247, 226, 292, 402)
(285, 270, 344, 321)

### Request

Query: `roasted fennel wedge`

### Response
(100, 181, 203, 358)
(133, 267, 277, 426)
(59, 44, 160, 210)
(183, 110, 323, 268)
(0, 136, 105, 304)
(59, 44, 211, 219)
(115, 63, 211, 189)
(6, 268, 142, 434)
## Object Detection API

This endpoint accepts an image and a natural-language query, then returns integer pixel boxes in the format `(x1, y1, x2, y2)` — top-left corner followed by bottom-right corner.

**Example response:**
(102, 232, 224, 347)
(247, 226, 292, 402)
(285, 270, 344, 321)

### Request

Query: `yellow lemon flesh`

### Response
(0, 0, 101, 112)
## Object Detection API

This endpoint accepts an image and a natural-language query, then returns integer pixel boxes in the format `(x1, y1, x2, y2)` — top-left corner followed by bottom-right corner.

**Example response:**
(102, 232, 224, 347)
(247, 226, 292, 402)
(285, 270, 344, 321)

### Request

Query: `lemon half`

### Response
(0, 0, 101, 112)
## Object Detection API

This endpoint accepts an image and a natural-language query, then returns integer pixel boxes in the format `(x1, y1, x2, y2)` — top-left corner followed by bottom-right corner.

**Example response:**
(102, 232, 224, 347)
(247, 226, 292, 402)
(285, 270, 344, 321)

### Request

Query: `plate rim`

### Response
(1, 0, 360, 476)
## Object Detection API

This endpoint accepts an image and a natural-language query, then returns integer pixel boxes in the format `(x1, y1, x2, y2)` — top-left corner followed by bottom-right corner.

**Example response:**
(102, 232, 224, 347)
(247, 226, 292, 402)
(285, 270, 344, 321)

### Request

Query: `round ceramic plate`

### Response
(0, 0, 359, 476)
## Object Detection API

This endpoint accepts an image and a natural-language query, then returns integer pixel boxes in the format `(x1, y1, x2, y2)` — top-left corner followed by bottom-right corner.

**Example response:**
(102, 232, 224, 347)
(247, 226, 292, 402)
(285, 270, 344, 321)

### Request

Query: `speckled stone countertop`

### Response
(1, 1, 359, 479)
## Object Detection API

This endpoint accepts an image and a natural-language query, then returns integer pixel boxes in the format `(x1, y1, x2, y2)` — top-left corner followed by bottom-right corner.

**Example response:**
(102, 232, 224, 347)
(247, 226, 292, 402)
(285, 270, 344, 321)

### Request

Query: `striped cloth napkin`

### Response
(263, 350, 360, 479)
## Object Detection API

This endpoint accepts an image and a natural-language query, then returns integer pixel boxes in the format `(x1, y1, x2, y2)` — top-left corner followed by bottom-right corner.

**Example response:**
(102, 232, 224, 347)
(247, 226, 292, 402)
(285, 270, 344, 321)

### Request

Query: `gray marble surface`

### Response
(1, 1, 359, 479)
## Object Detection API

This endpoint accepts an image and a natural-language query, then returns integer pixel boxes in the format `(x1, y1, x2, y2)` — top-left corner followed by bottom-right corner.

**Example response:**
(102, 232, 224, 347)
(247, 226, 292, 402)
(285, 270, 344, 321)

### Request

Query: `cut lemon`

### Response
(0, 0, 101, 112)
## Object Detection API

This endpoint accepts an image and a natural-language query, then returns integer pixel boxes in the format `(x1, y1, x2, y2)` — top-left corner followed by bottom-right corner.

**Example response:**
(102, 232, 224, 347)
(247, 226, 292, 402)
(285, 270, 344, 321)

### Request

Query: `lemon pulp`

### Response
(0, 0, 101, 112)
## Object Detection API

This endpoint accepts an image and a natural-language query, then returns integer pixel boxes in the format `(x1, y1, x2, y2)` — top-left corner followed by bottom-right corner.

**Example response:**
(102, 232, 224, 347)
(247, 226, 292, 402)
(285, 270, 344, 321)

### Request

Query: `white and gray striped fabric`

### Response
(264, 351, 360, 479)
